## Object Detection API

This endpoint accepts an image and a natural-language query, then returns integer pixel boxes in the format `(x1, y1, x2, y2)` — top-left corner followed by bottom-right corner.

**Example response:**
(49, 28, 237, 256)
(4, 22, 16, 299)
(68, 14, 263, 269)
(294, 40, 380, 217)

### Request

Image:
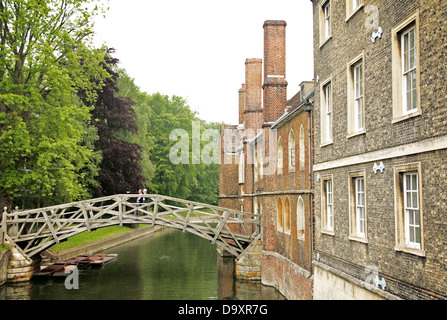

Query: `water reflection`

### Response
(0, 228, 284, 300)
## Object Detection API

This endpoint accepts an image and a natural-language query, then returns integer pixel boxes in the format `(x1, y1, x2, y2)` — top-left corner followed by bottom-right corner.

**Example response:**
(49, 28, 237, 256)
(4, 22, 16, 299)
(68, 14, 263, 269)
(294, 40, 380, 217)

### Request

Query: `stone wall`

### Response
(262, 251, 313, 300)
(7, 249, 41, 283)
(235, 240, 263, 281)
(311, 0, 447, 299)
(0, 250, 10, 286)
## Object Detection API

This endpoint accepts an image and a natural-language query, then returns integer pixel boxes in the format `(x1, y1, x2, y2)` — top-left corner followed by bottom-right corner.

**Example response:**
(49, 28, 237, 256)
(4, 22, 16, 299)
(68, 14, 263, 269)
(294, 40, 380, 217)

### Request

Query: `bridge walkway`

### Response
(0, 194, 261, 263)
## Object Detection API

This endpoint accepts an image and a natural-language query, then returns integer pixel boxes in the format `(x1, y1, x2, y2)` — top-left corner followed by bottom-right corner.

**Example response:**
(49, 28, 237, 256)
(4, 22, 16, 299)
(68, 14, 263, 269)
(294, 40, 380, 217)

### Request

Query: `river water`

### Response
(0, 228, 285, 300)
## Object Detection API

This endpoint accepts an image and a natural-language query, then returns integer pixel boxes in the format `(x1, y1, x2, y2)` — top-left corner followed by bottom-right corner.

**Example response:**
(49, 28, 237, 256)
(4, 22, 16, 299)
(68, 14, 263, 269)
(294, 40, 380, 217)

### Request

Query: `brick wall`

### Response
(263, 20, 288, 123)
(245, 59, 264, 131)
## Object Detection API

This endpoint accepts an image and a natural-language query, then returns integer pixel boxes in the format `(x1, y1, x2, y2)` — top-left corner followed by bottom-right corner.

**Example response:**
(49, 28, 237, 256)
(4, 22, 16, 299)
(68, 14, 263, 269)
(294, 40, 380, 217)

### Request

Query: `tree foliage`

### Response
(115, 73, 220, 205)
(0, 0, 108, 209)
(0, 0, 220, 210)
(144, 93, 219, 205)
(80, 49, 146, 196)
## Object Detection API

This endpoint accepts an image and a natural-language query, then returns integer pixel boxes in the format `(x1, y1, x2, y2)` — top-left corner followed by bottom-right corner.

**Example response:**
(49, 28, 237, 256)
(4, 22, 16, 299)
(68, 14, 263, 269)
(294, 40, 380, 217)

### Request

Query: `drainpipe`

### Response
(304, 101, 313, 276)
(252, 144, 255, 215)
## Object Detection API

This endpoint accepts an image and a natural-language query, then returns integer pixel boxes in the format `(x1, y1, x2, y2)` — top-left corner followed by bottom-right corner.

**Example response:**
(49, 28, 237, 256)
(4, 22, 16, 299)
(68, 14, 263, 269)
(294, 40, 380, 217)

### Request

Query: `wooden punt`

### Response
(89, 254, 118, 267)
(33, 263, 66, 279)
(76, 254, 104, 268)
(52, 265, 78, 278)
(65, 255, 91, 265)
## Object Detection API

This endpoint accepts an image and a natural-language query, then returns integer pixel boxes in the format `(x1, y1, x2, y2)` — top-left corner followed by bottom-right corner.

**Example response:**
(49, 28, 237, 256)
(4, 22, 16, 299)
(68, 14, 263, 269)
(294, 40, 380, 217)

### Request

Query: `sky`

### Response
(92, 0, 314, 125)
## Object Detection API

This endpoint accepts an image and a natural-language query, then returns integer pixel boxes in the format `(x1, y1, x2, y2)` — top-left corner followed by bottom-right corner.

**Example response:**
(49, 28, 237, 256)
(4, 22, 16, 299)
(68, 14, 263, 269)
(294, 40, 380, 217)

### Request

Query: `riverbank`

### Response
(0, 225, 166, 284)
(43, 225, 166, 263)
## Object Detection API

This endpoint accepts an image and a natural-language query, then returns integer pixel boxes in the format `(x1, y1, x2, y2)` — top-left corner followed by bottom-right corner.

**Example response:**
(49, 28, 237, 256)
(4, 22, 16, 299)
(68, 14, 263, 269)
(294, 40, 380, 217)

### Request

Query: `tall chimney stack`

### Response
(239, 84, 246, 125)
(263, 20, 288, 123)
(244, 58, 263, 132)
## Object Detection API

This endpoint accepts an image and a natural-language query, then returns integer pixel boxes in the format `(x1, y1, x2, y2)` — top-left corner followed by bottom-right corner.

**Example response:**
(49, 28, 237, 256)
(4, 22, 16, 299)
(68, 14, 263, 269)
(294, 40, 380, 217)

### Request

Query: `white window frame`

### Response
(403, 172, 421, 249)
(321, 175, 334, 234)
(320, 77, 333, 146)
(324, 2, 331, 39)
(326, 180, 333, 231)
(392, 11, 421, 123)
(346, 0, 363, 21)
(326, 84, 332, 142)
(393, 162, 425, 257)
(349, 171, 368, 242)
(401, 26, 417, 115)
(347, 53, 365, 137)
(354, 62, 364, 132)
(319, 0, 332, 46)
(355, 177, 366, 237)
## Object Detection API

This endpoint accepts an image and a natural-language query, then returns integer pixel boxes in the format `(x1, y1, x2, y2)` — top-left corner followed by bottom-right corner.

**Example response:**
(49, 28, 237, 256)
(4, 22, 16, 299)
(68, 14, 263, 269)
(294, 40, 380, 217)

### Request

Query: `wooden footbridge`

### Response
(0, 194, 261, 263)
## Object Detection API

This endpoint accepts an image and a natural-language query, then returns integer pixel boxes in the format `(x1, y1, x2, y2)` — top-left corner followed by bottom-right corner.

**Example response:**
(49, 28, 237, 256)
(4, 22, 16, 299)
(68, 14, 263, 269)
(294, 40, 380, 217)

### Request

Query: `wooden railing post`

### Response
(1, 207, 7, 245)
(119, 196, 123, 227)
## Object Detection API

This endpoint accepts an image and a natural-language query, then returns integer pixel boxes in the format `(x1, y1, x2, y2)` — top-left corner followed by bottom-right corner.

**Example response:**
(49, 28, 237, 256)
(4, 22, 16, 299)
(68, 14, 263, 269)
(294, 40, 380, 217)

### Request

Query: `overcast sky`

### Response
(93, 0, 314, 125)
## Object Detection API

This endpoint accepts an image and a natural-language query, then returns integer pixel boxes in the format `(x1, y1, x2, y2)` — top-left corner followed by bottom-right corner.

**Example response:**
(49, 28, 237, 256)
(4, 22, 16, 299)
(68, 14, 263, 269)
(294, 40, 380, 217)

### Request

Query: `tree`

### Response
(144, 93, 219, 205)
(0, 0, 109, 210)
(80, 49, 146, 196)
(116, 70, 155, 187)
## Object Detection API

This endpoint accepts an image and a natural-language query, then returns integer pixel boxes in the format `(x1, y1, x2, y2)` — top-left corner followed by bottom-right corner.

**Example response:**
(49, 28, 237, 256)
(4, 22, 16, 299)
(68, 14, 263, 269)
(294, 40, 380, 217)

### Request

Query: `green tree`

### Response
(79, 50, 146, 196)
(116, 70, 155, 188)
(143, 93, 219, 205)
(0, 0, 109, 210)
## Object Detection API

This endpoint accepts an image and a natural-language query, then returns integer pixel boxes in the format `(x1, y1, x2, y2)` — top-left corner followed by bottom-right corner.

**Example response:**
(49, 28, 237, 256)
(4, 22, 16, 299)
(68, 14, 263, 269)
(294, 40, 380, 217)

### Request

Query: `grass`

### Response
(50, 225, 139, 252)
(0, 244, 10, 253)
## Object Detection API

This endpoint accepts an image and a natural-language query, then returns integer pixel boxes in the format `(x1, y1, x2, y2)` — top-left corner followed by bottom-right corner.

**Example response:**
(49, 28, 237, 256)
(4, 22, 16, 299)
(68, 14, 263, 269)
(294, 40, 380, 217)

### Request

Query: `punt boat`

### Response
(89, 254, 118, 267)
(32, 262, 66, 279)
(52, 265, 78, 278)
(65, 255, 91, 265)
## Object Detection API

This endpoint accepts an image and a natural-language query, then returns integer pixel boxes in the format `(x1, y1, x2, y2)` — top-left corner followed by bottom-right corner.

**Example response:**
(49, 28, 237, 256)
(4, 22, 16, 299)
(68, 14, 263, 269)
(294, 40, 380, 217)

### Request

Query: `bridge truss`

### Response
(1, 194, 261, 263)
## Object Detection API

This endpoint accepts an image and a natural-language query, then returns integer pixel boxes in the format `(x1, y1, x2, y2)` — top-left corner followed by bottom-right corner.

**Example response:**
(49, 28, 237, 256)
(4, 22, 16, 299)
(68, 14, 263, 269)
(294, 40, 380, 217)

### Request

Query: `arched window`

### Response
(277, 197, 283, 231)
(277, 137, 283, 175)
(299, 124, 305, 170)
(288, 130, 296, 172)
(297, 196, 305, 239)
(285, 197, 291, 234)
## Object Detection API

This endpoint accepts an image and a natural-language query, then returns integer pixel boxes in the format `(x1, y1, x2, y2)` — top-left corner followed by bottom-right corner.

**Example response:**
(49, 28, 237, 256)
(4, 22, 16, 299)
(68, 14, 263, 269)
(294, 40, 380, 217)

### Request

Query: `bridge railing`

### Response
(1, 194, 261, 260)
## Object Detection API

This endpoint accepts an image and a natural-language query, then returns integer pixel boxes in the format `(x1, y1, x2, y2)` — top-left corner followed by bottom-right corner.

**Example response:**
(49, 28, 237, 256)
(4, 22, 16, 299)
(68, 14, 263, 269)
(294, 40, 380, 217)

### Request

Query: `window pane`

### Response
(409, 29, 415, 67)
(415, 225, 421, 243)
(359, 65, 363, 93)
(404, 172, 421, 247)
(409, 225, 415, 243)
(403, 33, 409, 70)
(412, 72, 417, 109)
(402, 26, 417, 113)
(324, 3, 331, 38)
(412, 192, 418, 208)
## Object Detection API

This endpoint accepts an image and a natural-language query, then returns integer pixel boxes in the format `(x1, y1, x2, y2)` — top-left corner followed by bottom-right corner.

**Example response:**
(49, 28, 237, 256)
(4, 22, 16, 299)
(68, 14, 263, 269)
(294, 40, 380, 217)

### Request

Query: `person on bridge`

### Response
(135, 189, 143, 216)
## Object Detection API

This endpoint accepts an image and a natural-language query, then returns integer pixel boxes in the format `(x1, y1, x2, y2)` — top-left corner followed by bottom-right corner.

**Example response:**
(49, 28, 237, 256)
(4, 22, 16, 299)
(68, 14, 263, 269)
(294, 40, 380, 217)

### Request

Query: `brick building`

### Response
(311, 0, 447, 299)
(219, 20, 315, 300)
